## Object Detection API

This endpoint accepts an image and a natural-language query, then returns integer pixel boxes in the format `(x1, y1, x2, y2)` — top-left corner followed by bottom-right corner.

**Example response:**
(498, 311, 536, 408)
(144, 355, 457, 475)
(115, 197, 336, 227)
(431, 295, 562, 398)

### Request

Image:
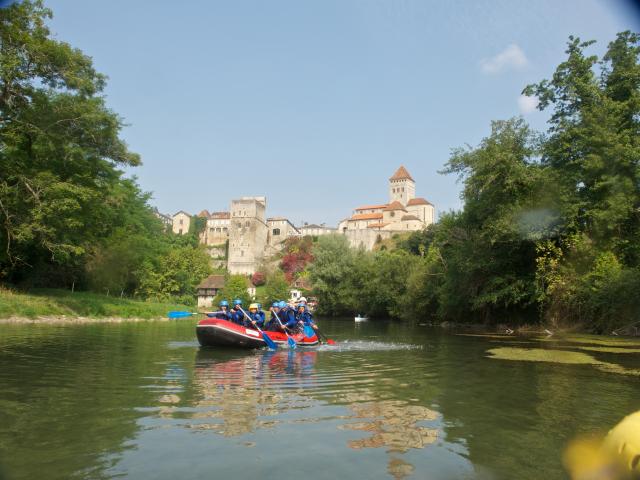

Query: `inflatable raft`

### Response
(196, 318, 319, 349)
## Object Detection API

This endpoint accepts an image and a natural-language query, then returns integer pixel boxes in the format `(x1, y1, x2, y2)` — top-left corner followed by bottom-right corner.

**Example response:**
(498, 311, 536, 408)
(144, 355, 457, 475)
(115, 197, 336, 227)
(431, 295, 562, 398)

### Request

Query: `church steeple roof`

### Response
(389, 166, 414, 182)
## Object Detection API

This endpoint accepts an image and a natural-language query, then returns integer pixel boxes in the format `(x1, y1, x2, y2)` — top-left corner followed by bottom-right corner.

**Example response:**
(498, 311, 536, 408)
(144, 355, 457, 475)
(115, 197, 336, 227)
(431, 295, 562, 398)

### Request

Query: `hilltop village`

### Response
(157, 166, 435, 275)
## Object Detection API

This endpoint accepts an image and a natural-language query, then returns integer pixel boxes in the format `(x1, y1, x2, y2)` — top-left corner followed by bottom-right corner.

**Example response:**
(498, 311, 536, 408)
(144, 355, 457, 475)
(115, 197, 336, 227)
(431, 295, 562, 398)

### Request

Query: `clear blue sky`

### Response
(45, 0, 639, 225)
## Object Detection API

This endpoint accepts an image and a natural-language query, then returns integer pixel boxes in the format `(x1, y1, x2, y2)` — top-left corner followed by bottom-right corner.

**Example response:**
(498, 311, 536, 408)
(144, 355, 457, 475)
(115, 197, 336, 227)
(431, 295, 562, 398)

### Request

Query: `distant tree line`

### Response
(309, 32, 640, 333)
(0, 1, 211, 304)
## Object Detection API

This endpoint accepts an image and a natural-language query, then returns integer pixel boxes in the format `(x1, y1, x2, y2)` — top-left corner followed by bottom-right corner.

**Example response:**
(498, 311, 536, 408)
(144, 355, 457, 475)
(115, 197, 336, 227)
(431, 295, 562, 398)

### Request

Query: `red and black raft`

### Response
(196, 318, 319, 349)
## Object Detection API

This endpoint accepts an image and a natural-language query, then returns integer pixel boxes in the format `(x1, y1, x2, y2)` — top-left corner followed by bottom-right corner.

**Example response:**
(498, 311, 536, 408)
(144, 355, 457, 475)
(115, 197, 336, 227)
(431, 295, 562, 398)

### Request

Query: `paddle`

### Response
(168, 311, 199, 319)
(315, 327, 336, 345)
(238, 306, 277, 350)
(272, 310, 297, 349)
(167, 310, 223, 319)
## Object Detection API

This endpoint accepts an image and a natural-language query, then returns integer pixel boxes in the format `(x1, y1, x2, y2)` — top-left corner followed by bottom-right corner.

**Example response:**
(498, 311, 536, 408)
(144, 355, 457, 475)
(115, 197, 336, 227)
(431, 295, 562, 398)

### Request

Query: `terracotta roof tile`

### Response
(355, 204, 388, 211)
(350, 213, 384, 221)
(211, 211, 230, 219)
(383, 201, 407, 212)
(407, 197, 433, 206)
(389, 166, 414, 182)
(197, 210, 211, 218)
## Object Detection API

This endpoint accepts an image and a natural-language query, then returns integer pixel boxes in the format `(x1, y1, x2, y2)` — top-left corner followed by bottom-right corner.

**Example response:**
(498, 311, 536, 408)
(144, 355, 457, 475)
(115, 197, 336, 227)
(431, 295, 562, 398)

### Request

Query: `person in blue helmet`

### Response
(209, 300, 232, 320)
(266, 301, 286, 331)
(231, 299, 244, 325)
(278, 300, 299, 332)
(295, 301, 318, 331)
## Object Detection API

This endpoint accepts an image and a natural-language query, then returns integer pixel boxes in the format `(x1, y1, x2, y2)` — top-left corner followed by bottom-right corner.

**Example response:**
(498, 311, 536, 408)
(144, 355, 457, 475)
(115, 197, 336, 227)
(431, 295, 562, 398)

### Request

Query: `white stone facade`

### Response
(172, 211, 191, 235)
(299, 224, 338, 236)
(340, 166, 435, 249)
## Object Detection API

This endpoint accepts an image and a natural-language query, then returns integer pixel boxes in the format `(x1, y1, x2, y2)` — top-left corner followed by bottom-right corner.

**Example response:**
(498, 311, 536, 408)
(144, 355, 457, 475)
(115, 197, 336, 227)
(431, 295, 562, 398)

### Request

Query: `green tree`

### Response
(219, 275, 251, 306)
(137, 246, 211, 303)
(308, 234, 357, 315)
(263, 270, 290, 305)
(0, 1, 140, 284)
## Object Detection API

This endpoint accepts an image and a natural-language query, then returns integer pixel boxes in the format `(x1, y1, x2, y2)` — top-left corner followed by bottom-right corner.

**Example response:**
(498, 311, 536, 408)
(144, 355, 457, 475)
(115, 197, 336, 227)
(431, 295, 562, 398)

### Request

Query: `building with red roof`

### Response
(338, 166, 436, 249)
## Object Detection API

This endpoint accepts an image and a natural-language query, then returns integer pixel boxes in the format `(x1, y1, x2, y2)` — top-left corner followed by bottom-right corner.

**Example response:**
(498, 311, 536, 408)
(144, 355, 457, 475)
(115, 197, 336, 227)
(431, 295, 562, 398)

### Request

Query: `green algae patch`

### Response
(535, 335, 640, 348)
(487, 347, 596, 365)
(486, 347, 640, 376)
(577, 346, 640, 354)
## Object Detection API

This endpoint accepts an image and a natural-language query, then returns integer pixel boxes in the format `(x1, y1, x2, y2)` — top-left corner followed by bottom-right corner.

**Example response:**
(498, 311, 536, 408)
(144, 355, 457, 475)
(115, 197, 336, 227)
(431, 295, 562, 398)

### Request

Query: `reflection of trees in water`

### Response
(191, 351, 317, 436)
(191, 351, 440, 479)
(339, 397, 439, 480)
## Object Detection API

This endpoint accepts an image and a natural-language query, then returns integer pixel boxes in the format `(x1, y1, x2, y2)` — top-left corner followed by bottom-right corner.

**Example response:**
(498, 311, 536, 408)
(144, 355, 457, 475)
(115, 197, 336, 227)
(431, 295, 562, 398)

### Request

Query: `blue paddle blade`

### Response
(167, 311, 194, 319)
(262, 332, 278, 350)
(303, 325, 315, 338)
(287, 336, 297, 349)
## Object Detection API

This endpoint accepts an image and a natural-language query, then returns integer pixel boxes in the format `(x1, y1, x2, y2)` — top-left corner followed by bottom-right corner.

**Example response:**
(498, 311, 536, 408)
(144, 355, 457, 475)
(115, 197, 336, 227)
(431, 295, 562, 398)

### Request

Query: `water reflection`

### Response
(190, 350, 319, 436)
(188, 349, 441, 479)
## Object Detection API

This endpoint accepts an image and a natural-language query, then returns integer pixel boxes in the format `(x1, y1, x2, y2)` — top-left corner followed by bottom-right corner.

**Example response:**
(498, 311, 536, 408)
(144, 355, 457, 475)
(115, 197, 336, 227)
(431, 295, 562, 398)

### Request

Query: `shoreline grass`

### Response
(0, 287, 192, 321)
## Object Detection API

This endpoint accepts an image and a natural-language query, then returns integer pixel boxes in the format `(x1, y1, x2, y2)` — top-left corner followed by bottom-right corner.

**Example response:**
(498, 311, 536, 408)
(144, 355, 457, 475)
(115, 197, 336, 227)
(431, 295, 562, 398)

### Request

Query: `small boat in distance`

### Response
(354, 314, 369, 322)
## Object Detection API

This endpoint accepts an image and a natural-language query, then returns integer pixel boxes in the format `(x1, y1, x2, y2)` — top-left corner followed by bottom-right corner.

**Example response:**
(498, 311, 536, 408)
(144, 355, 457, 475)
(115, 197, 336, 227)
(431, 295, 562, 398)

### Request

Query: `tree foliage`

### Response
(310, 32, 640, 331)
(0, 1, 211, 302)
(219, 275, 251, 306)
(263, 270, 289, 305)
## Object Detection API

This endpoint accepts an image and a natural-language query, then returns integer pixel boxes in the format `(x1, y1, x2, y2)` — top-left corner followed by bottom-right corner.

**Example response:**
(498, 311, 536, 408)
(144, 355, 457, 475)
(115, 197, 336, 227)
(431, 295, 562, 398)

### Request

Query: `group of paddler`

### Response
(207, 299, 319, 335)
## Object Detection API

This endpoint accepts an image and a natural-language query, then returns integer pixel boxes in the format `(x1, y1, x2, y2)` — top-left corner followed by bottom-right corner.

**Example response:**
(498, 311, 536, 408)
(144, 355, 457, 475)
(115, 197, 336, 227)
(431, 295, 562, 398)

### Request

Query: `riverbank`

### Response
(0, 287, 191, 322)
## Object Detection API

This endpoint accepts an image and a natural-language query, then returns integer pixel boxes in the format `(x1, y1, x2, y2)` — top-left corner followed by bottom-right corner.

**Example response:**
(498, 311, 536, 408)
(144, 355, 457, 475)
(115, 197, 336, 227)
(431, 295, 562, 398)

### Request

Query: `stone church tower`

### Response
(388, 165, 416, 205)
(227, 197, 268, 275)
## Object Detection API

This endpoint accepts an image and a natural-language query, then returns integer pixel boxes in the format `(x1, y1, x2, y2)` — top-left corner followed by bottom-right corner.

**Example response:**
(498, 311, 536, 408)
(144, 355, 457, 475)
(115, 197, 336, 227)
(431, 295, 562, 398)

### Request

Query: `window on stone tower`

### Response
(241, 250, 244, 257)
(273, 228, 281, 236)
(245, 221, 250, 227)
(402, 187, 405, 192)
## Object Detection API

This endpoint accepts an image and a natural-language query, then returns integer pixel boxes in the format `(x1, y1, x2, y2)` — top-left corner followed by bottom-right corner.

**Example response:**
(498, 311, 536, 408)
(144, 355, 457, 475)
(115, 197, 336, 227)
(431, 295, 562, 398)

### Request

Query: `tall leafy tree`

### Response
(0, 1, 140, 283)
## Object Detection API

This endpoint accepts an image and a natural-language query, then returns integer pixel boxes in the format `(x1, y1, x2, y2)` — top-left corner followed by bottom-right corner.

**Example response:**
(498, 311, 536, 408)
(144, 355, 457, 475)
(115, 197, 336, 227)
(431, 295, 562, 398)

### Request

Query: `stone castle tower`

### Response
(388, 166, 416, 205)
(227, 197, 268, 275)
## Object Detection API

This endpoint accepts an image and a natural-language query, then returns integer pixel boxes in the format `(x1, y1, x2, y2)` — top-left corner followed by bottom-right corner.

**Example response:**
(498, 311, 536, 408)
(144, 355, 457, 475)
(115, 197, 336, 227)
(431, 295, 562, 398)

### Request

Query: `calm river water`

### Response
(0, 319, 639, 480)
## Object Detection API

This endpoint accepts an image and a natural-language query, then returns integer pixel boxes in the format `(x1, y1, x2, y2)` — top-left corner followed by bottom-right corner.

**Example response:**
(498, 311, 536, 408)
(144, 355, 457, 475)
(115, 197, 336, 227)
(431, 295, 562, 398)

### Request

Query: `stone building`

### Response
(196, 274, 258, 307)
(267, 217, 300, 248)
(227, 197, 269, 275)
(172, 211, 191, 235)
(196, 210, 231, 268)
(199, 210, 230, 246)
(196, 274, 225, 308)
(298, 223, 338, 237)
(338, 166, 435, 250)
(153, 208, 173, 230)
(170, 198, 299, 275)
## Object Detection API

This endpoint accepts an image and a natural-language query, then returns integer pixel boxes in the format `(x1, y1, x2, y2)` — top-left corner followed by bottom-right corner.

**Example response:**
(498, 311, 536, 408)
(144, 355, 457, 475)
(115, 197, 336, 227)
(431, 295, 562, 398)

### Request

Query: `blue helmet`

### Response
(256, 303, 262, 310)
(233, 299, 242, 306)
(219, 300, 229, 307)
(297, 302, 306, 309)
(272, 302, 280, 308)
(278, 301, 287, 308)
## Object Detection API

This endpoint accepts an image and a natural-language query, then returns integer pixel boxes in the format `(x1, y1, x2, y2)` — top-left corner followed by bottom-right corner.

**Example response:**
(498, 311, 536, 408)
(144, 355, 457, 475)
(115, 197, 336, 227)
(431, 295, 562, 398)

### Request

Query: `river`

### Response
(0, 319, 638, 480)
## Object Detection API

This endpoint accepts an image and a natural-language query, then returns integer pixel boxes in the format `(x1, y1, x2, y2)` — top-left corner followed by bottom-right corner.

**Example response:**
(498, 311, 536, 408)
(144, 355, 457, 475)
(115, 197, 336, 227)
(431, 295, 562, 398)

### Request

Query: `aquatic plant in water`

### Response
(486, 347, 640, 376)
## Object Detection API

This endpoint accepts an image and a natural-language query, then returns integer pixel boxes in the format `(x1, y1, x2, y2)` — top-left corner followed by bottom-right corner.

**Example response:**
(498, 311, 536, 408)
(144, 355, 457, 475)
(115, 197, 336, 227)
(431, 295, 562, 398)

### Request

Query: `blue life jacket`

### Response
(264, 310, 281, 331)
(279, 307, 298, 330)
(213, 309, 232, 320)
(231, 308, 244, 325)
(245, 311, 264, 329)
(296, 309, 314, 326)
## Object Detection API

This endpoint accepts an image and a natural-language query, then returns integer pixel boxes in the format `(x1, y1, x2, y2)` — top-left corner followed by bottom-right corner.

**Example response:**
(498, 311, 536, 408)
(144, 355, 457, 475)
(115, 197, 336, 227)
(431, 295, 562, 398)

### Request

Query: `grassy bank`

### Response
(0, 288, 192, 320)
